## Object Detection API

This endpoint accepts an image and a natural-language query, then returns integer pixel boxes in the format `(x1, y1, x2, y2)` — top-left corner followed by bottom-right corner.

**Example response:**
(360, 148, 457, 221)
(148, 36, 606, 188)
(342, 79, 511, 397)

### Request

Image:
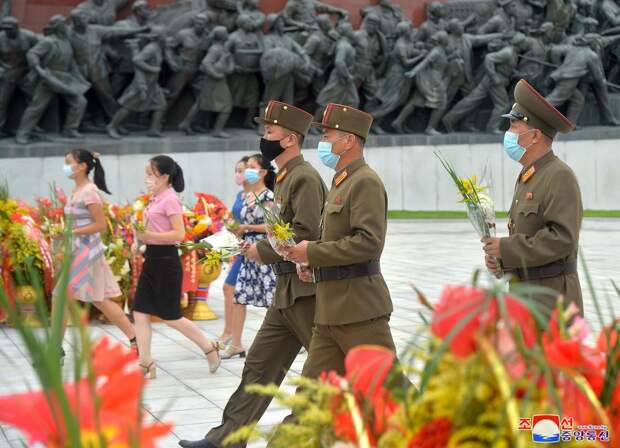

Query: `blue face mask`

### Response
(244, 168, 261, 184)
(63, 164, 74, 178)
(317, 141, 340, 169)
(503, 130, 533, 162)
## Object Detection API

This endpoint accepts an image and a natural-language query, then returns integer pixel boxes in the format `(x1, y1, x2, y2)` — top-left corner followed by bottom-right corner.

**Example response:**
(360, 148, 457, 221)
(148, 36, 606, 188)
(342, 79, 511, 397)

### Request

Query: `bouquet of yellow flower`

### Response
(252, 192, 296, 255)
(435, 152, 497, 238)
(178, 229, 242, 269)
(0, 185, 49, 287)
(435, 152, 501, 276)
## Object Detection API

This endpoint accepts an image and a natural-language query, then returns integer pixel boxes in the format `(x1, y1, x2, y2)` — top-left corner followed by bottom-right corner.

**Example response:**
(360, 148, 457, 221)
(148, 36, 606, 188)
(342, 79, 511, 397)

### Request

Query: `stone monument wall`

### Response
(2, 137, 619, 211)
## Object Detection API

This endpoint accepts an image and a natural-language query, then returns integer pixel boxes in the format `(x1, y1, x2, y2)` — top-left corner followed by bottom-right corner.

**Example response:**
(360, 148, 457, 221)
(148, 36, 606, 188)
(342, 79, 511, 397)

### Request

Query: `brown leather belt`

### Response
(313, 261, 381, 283)
(513, 260, 577, 281)
(271, 261, 297, 276)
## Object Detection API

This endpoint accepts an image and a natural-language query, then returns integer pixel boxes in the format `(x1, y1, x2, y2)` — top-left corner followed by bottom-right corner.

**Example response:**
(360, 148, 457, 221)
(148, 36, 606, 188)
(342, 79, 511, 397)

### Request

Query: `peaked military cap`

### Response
(254, 101, 313, 136)
(502, 79, 575, 139)
(311, 103, 374, 140)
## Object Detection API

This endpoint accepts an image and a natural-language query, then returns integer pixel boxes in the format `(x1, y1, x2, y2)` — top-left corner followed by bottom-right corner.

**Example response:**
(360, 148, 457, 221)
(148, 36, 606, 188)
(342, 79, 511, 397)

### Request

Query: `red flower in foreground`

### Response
(543, 309, 607, 427)
(596, 324, 620, 362)
(607, 379, 620, 437)
(543, 309, 605, 395)
(324, 345, 400, 446)
(407, 418, 452, 448)
(430, 285, 537, 359)
(0, 337, 172, 447)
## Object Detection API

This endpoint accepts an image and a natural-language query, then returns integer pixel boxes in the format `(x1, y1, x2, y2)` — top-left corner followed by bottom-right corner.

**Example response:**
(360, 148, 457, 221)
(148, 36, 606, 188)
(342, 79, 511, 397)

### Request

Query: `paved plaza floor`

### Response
(1, 218, 618, 447)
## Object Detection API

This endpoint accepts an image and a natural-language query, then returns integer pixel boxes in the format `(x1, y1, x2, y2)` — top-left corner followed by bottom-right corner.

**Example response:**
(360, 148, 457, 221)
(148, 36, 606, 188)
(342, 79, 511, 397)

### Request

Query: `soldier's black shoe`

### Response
(178, 439, 217, 448)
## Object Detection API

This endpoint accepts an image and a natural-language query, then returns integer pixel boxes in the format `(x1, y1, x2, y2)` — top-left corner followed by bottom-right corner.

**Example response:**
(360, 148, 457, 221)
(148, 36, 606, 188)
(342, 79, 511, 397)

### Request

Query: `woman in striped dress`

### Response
(53, 149, 137, 361)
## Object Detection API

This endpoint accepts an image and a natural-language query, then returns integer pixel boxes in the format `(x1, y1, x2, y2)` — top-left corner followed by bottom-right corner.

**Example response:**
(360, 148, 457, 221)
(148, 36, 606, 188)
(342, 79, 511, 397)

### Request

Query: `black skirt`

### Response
(133, 245, 183, 320)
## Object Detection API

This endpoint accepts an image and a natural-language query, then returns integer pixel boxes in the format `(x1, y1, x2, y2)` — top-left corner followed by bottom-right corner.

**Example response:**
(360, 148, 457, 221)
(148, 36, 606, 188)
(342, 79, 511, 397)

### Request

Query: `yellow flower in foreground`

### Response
(458, 176, 488, 203)
(272, 223, 295, 242)
(204, 250, 224, 268)
(75, 427, 126, 448)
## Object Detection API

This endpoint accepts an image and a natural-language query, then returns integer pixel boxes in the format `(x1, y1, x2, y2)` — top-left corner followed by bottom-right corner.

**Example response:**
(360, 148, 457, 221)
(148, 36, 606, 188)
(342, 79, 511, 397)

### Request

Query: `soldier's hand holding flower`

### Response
(485, 254, 502, 276)
(296, 264, 313, 283)
(283, 240, 309, 265)
(482, 236, 501, 258)
(244, 243, 262, 264)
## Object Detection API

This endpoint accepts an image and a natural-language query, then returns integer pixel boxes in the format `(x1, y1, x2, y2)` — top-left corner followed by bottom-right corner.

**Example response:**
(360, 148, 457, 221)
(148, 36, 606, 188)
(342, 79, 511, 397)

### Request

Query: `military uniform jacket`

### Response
(499, 151, 583, 306)
(256, 155, 327, 309)
(307, 158, 393, 326)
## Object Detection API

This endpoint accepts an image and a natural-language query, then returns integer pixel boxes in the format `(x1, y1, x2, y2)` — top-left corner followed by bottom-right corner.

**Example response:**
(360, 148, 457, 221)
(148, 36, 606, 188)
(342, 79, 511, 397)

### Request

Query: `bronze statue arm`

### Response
(281, 3, 311, 29)
(601, 34, 620, 48)
(404, 53, 426, 68)
(303, 34, 319, 56)
(164, 32, 183, 71)
(459, 13, 477, 29)
(201, 48, 224, 78)
(548, 44, 570, 65)
(99, 24, 149, 41)
(602, 24, 620, 35)
(484, 47, 510, 83)
(26, 38, 51, 72)
(315, 1, 348, 18)
(334, 45, 353, 80)
(133, 45, 160, 73)
(469, 32, 504, 47)
(405, 48, 435, 78)
(291, 37, 310, 63)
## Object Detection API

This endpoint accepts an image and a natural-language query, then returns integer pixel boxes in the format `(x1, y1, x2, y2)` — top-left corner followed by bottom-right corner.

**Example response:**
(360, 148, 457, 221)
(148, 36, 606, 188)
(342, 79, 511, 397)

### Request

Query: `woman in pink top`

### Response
(133, 155, 220, 378)
(53, 149, 137, 362)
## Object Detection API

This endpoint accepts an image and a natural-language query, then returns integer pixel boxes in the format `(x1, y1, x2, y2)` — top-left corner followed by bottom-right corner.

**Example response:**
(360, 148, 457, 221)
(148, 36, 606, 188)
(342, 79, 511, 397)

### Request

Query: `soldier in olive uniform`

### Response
(483, 79, 583, 320)
(179, 101, 327, 448)
(284, 103, 399, 377)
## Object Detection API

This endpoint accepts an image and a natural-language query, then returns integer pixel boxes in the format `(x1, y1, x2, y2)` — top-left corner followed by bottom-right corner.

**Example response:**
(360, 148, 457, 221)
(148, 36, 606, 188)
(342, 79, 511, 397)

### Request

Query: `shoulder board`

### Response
(334, 170, 348, 187)
(276, 168, 288, 184)
(521, 166, 536, 183)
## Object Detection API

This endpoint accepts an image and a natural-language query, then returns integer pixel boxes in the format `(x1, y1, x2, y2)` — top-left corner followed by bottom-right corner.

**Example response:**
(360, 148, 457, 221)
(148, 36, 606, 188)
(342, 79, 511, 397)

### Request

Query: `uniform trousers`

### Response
(205, 295, 315, 448)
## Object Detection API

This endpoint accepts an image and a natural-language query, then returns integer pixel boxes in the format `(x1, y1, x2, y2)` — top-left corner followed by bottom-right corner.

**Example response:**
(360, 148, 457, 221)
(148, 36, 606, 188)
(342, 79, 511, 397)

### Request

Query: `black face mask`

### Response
(260, 137, 285, 162)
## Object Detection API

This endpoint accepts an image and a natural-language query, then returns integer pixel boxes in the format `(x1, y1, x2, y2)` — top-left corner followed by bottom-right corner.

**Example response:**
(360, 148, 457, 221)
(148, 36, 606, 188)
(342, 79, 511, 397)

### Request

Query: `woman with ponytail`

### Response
(54, 149, 137, 361)
(221, 153, 276, 359)
(133, 155, 220, 378)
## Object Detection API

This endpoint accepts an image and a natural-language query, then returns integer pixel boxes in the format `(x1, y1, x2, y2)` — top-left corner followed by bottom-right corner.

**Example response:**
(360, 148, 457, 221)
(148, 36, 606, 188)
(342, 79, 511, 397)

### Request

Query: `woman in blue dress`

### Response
(221, 153, 277, 359)
(218, 156, 249, 345)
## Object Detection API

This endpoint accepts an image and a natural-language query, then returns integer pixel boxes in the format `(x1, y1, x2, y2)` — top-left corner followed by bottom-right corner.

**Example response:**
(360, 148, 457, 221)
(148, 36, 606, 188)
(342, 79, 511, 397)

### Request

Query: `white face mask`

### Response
(63, 164, 74, 178)
(144, 175, 159, 192)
